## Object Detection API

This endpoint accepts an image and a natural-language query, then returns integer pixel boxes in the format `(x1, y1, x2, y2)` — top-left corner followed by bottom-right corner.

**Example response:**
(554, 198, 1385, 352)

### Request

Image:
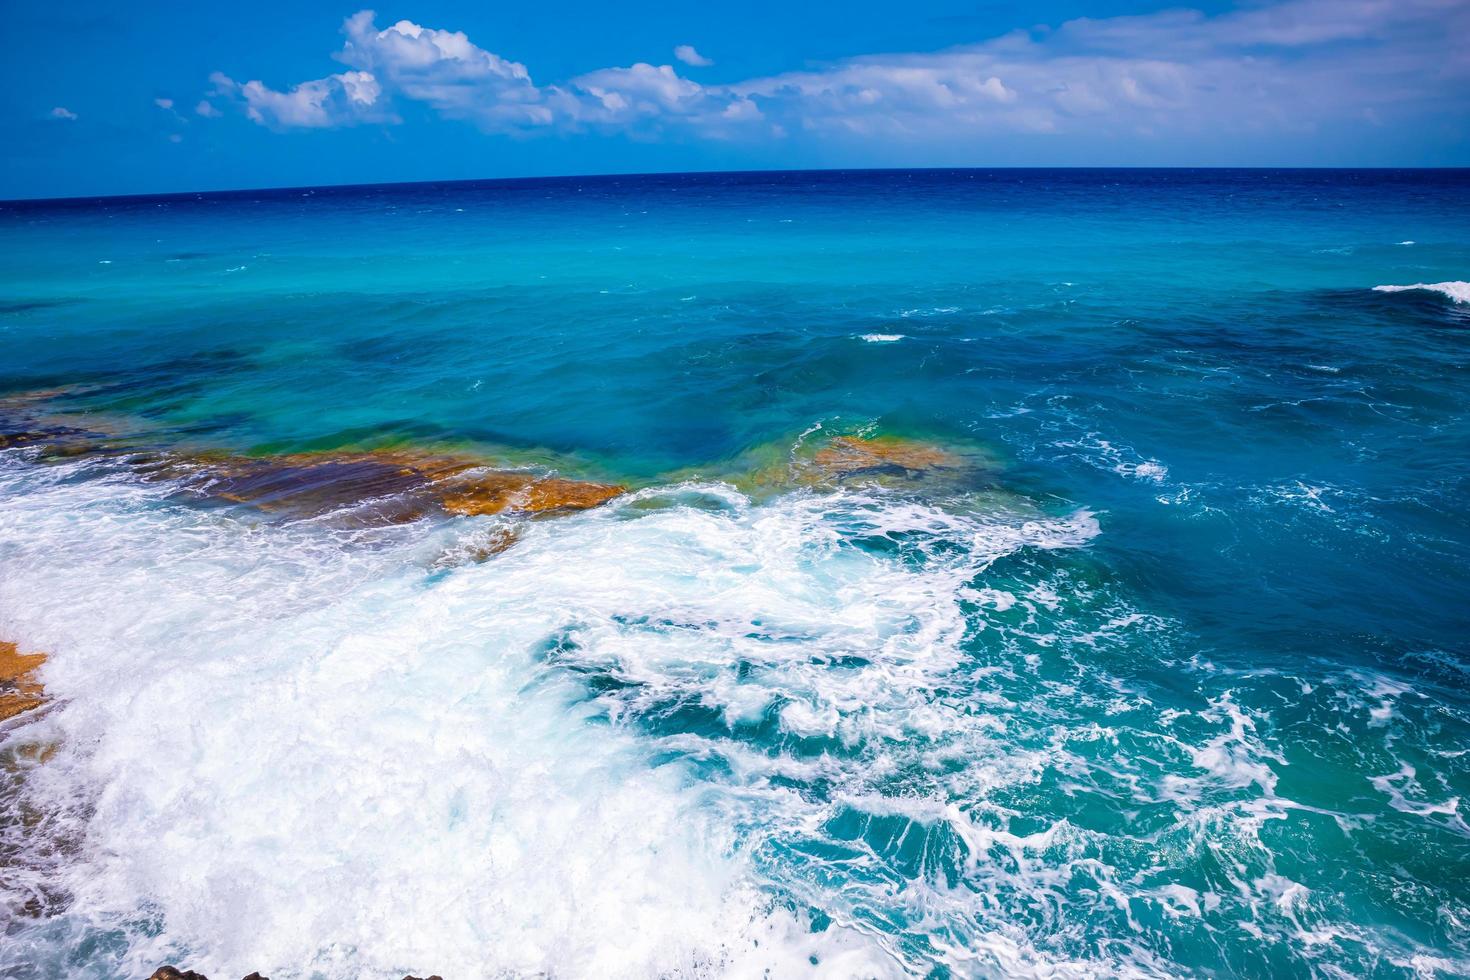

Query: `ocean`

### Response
(1, 168, 1468, 978)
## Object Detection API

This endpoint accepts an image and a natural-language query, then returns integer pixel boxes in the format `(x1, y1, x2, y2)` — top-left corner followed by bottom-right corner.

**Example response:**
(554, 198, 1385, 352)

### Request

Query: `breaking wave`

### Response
(1372, 281, 1470, 305)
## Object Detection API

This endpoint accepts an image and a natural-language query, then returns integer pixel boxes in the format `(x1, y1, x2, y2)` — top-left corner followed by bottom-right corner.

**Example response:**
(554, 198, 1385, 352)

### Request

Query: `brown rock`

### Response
(812, 435, 956, 477)
(441, 473, 624, 516)
(521, 477, 626, 512)
(166, 451, 476, 520)
(0, 642, 46, 723)
(438, 470, 537, 516)
(148, 968, 209, 980)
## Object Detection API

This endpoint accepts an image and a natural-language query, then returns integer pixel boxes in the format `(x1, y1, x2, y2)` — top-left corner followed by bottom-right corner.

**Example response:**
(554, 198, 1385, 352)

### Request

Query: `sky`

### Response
(3, 0, 1468, 199)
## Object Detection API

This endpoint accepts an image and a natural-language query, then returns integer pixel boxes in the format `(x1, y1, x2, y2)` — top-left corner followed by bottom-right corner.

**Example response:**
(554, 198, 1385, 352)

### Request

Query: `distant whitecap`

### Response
(1373, 281, 1470, 304)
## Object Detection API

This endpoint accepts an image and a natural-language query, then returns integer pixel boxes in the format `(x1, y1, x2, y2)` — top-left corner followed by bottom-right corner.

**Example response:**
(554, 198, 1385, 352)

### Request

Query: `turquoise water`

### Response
(1, 169, 1468, 977)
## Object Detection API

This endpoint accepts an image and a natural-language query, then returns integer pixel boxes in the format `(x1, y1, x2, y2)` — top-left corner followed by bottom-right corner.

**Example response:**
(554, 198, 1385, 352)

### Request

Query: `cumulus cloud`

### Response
(204, 1, 1469, 147)
(195, 100, 221, 118)
(49, 106, 78, 121)
(334, 10, 552, 127)
(210, 68, 389, 129)
(674, 45, 713, 67)
(154, 98, 174, 110)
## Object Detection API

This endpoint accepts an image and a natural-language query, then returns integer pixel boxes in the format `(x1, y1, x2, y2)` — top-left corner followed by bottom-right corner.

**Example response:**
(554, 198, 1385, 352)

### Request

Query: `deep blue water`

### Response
(1, 169, 1468, 978)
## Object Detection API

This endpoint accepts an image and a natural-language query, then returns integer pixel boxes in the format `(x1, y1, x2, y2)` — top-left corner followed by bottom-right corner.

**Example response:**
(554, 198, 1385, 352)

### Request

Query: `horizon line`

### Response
(4, 163, 1468, 207)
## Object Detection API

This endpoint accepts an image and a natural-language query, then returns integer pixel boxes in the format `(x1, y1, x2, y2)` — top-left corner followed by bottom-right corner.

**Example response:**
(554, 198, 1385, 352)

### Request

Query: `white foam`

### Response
(1056, 434, 1169, 485)
(859, 333, 904, 343)
(897, 307, 958, 318)
(0, 458, 1106, 978)
(1372, 281, 1470, 304)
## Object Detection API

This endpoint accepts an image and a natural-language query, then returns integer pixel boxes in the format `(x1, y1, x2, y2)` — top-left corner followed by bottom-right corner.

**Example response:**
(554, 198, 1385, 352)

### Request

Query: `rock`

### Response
(521, 477, 626, 513)
(148, 968, 209, 980)
(0, 426, 98, 455)
(162, 451, 476, 521)
(437, 470, 537, 515)
(133, 448, 625, 524)
(440, 473, 624, 516)
(0, 642, 46, 723)
(433, 525, 523, 568)
(145, 969, 270, 980)
(812, 435, 956, 476)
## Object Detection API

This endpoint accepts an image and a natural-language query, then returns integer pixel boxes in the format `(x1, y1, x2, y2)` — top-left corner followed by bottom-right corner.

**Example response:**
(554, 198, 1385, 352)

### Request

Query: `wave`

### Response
(859, 333, 905, 343)
(1371, 281, 1470, 305)
(5, 446, 1463, 978)
(0, 455, 1109, 978)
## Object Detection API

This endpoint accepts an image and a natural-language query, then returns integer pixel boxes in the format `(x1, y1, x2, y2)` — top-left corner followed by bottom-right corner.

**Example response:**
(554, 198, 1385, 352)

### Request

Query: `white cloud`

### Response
(334, 10, 552, 128)
(211, 69, 389, 129)
(206, 2, 1470, 149)
(154, 97, 174, 110)
(674, 44, 713, 68)
(49, 106, 78, 121)
(195, 100, 222, 118)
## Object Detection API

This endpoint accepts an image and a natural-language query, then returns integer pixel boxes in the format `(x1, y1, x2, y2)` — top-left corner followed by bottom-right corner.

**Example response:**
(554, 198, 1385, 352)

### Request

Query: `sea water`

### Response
(0, 169, 1468, 978)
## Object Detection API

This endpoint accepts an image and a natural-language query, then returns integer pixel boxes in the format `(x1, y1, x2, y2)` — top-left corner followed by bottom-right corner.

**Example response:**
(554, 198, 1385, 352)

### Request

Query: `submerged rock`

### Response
(811, 435, 958, 476)
(0, 387, 120, 459)
(0, 642, 46, 723)
(0, 425, 105, 457)
(433, 524, 523, 568)
(3, 394, 631, 527)
(738, 430, 977, 493)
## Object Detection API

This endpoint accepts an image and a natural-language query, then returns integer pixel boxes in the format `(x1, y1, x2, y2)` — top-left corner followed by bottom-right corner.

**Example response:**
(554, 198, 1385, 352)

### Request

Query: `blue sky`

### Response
(4, 0, 1468, 199)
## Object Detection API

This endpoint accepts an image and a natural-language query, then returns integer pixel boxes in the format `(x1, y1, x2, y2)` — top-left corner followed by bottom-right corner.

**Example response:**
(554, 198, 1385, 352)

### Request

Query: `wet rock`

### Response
(440, 472, 625, 516)
(433, 524, 523, 568)
(0, 386, 115, 458)
(437, 470, 536, 515)
(521, 477, 626, 512)
(3, 395, 631, 527)
(145, 969, 270, 980)
(163, 451, 476, 521)
(0, 642, 46, 723)
(812, 435, 956, 476)
(138, 449, 625, 524)
(0, 426, 102, 457)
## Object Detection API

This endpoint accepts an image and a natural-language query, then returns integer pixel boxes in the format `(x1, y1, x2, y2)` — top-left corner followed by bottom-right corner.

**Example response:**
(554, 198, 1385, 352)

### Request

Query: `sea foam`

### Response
(0, 455, 1103, 978)
(1372, 281, 1470, 304)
